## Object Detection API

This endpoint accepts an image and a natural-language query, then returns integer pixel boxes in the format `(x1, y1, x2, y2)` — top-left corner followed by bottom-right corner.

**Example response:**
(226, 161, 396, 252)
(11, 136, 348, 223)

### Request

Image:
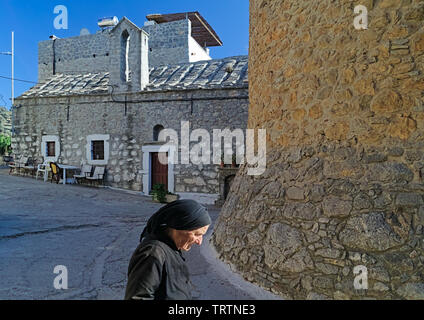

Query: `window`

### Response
(86, 134, 109, 165)
(153, 125, 165, 141)
(41, 135, 60, 162)
(121, 30, 131, 82)
(47, 142, 56, 157)
(92, 140, 104, 160)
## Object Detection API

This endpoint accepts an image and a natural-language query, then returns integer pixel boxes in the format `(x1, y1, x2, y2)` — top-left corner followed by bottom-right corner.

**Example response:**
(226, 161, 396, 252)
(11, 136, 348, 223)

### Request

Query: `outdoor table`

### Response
(57, 164, 79, 185)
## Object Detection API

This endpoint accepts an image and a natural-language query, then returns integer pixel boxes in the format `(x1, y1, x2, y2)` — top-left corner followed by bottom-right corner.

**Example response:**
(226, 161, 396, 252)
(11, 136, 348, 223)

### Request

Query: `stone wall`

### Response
(142, 20, 192, 67)
(38, 32, 111, 82)
(212, 0, 424, 299)
(38, 19, 204, 83)
(12, 88, 248, 194)
(0, 106, 11, 135)
(109, 19, 149, 93)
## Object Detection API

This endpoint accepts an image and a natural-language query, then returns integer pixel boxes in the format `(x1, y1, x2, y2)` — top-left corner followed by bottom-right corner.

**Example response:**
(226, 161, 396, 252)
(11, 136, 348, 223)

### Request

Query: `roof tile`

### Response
(18, 55, 248, 99)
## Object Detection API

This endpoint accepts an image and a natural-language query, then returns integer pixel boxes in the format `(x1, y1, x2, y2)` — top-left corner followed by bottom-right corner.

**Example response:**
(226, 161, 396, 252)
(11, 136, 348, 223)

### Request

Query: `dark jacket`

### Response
(124, 232, 192, 300)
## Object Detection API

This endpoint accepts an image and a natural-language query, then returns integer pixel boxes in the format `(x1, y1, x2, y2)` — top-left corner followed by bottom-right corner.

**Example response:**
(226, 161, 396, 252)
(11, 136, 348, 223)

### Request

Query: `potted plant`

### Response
(151, 183, 167, 203)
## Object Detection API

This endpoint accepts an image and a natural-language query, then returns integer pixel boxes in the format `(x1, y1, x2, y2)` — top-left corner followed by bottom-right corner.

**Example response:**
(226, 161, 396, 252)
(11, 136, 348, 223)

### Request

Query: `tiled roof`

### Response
(18, 56, 248, 99)
(19, 73, 110, 98)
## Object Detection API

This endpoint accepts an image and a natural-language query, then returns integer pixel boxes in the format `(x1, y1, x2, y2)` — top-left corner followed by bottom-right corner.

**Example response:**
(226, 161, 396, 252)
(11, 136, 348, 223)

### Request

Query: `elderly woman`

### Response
(124, 199, 211, 300)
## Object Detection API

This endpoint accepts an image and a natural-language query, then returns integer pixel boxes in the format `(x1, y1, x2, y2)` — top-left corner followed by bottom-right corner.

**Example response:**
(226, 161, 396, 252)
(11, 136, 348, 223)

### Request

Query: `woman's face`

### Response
(169, 225, 210, 251)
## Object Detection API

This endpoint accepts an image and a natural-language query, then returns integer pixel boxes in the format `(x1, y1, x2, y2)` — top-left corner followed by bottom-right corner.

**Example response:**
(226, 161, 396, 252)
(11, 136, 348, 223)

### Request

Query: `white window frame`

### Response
(41, 135, 60, 162)
(86, 134, 110, 165)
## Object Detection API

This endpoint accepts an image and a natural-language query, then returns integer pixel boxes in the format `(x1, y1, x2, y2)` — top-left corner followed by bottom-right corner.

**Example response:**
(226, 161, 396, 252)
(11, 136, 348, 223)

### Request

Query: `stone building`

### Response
(0, 106, 11, 136)
(12, 12, 248, 204)
(213, 0, 424, 299)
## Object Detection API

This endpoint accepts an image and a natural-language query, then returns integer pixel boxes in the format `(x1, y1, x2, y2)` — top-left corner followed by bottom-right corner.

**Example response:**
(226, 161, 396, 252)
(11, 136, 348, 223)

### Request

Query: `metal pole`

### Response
(11, 31, 14, 107)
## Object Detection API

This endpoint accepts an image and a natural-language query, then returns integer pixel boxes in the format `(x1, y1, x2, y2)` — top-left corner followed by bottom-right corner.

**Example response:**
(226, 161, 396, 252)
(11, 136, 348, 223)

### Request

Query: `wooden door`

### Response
(151, 152, 168, 192)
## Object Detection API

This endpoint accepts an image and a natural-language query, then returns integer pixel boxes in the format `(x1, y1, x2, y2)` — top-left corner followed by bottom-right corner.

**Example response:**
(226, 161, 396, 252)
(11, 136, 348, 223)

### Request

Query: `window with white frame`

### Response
(86, 134, 110, 165)
(41, 135, 60, 162)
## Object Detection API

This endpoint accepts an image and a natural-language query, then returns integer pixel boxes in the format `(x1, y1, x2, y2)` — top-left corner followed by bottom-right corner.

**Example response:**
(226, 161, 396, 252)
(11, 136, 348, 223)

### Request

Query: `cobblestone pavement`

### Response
(0, 169, 281, 300)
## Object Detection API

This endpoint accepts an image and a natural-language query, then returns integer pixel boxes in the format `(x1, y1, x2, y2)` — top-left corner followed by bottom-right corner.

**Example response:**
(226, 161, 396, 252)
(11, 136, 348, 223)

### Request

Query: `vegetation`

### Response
(152, 183, 167, 203)
(0, 134, 11, 155)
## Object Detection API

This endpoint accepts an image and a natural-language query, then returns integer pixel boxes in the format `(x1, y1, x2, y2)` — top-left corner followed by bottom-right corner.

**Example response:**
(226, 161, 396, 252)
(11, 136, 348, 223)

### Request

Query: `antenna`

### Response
(12, 31, 14, 107)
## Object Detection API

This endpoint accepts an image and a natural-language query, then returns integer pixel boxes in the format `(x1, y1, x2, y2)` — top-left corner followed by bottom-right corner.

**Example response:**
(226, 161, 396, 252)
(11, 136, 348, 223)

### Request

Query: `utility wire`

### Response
(0, 75, 37, 84)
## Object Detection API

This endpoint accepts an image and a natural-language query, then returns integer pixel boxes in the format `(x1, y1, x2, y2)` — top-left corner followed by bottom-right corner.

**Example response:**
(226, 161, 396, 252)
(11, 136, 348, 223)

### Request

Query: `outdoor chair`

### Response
(36, 160, 51, 181)
(74, 164, 92, 184)
(7, 155, 20, 175)
(10, 156, 28, 176)
(86, 166, 105, 186)
(23, 157, 37, 177)
(18, 157, 29, 176)
(49, 162, 61, 184)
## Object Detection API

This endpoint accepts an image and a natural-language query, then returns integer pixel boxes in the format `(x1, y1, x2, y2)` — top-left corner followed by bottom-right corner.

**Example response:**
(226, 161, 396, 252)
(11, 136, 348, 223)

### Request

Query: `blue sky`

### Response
(0, 0, 249, 110)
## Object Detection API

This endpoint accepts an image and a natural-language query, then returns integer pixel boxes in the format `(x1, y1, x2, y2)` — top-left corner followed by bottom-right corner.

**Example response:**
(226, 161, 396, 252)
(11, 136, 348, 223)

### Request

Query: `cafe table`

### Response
(57, 164, 79, 185)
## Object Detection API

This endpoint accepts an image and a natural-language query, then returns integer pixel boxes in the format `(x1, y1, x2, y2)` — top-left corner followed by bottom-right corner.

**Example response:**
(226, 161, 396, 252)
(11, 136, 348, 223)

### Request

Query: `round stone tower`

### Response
(212, 0, 424, 299)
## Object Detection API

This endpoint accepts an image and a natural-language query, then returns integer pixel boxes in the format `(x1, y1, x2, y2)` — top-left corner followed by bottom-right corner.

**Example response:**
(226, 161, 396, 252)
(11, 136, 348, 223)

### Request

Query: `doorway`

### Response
(150, 152, 168, 193)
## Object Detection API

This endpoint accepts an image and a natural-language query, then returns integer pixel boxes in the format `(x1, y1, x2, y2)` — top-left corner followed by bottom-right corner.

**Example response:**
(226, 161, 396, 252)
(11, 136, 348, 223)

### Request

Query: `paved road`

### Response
(0, 169, 281, 300)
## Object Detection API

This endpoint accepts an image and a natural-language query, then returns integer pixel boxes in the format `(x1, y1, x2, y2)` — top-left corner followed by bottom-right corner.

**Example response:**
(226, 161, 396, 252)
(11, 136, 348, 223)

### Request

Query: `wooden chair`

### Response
(74, 164, 92, 184)
(49, 162, 61, 184)
(86, 166, 105, 186)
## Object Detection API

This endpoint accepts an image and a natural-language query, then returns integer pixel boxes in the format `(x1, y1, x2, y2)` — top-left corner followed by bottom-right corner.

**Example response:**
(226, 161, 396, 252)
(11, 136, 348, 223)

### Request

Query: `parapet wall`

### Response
(38, 19, 198, 82)
(38, 32, 111, 82)
(142, 19, 191, 67)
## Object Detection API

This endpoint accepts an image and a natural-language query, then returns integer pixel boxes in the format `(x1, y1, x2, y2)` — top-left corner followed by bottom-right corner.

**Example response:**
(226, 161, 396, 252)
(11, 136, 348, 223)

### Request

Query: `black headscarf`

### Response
(140, 199, 212, 242)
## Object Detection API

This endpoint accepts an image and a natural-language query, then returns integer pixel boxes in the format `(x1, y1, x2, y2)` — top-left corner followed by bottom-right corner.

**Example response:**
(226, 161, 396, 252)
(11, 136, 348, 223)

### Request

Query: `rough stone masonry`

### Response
(0, 106, 11, 136)
(212, 0, 424, 299)
(12, 15, 248, 202)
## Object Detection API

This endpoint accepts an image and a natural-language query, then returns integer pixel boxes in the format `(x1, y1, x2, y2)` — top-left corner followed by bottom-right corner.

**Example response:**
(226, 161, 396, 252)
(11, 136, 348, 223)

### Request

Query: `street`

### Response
(0, 169, 281, 300)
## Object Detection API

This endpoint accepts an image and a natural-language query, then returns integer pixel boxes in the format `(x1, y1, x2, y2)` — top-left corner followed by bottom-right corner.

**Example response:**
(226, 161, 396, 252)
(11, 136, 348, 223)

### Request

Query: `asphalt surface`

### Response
(0, 169, 281, 300)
